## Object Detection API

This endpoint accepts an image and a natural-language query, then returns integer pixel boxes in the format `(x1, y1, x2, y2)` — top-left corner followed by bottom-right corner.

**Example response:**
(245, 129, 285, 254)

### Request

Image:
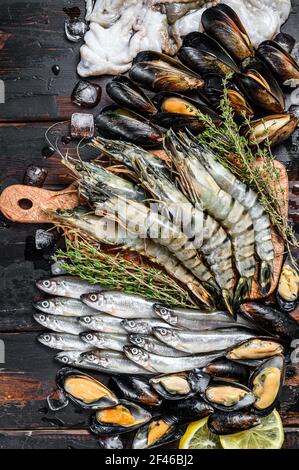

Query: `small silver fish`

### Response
(36, 276, 104, 299)
(38, 332, 92, 351)
(153, 327, 256, 354)
(55, 350, 103, 371)
(129, 334, 190, 357)
(124, 346, 222, 373)
(154, 304, 256, 331)
(81, 349, 151, 374)
(34, 297, 97, 317)
(33, 313, 86, 335)
(78, 314, 126, 333)
(80, 332, 129, 352)
(122, 318, 173, 334)
(81, 291, 155, 318)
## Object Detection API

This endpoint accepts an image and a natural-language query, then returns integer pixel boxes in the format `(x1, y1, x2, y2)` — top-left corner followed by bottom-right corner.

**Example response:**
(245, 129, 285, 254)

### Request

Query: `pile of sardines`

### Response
(34, 275, 298, 447)
(93, 4, 299, 149)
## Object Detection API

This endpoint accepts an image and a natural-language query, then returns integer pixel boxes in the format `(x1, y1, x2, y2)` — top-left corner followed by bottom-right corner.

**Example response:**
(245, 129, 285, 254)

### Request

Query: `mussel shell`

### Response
(239, 303, 299, 342)
(276, 294, 298, 313)
(90, 400, 152, 435)
(56, 367, 118, 410)
(165, 398, 214, 424)
(179, 32, 238, 77)
(151, 112, 205, 133)
(249, 355, 285, 416)
(226, 336, 285, 363)
(257, 40, 299, 86)
(130, 51, 204, 93)
(110, 376, 162, 407)
(132, 416, 185, 449)
(149, 370, 210, 401)
(201, 4, 254, 62)
(245, 114, 298, 147)
(208, 411, 261, 435)
(277, 254, 299, 303)
(204, 380, 256, 412)
(274, 33, 296, 54)
(95, 106, 163, 148)
(236, 72, 284, 114)
(106, 76, 157, 115)
(202, 358, 249, 384)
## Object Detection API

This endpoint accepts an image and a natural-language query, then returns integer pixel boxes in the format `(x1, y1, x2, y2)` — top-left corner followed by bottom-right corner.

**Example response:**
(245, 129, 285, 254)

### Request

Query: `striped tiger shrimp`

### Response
(133, 155, 235, 313)
(62, 157, 146, 202)
(89, 191, 220, 306)
(52, 207, 211, 307)
(164, 130, 256, 307)
(89, 136, 235, 312)
(182, 132, 274, 296)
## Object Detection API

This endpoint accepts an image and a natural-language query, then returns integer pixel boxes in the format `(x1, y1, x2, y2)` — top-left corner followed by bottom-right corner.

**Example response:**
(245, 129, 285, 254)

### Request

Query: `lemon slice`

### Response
(220, 410, 284, 449)
(179, 417, 222, 449)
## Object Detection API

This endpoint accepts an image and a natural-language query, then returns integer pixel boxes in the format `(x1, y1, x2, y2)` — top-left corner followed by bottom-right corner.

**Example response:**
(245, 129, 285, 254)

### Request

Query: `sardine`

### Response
(80, 331, 129, 352)
(153, 304, 256, 331)
(122, 318, 174, 334)
(124, 346, 222, 373)
(34, 297, 97, 317)
(38, 332, 92, 351)
(81, 291, 155, 318)
(36, 276, 104, 299)
(55, 350, 106, 371)
(81, 349, 152, 374)
(153, 327, 256, 354)
(129, 334, 191, 357)
(78, 314, 126, 333)
(33, 313, 86, 335)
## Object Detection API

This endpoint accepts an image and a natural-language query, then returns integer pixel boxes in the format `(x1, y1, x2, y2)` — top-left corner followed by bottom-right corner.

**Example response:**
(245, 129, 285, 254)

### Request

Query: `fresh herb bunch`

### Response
(54, 235, 196, 308)
(196, 82, 298, 250)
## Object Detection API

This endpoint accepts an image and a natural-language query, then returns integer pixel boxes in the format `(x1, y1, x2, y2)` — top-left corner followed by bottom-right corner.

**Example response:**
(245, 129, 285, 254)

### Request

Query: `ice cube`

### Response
(72, 80, 102, 108)
(51, 260, 67, 276)
(35, 229, 56, 250)
(71, 113, 94, 139)
(65, 19, 88, 42)
(23, 165, 48, 187)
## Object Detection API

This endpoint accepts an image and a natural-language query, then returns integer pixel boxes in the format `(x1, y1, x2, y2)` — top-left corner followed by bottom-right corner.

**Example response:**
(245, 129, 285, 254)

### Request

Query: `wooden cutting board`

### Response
(0, 161, 288, 300)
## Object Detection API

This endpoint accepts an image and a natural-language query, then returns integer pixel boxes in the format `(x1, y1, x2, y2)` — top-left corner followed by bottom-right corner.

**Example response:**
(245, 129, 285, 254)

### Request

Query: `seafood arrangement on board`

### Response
(1, 1, 298, 450)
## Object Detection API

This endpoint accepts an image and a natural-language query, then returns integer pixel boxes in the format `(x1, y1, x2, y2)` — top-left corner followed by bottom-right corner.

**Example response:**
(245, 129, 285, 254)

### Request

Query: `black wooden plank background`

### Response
(0, 0, 298, 449)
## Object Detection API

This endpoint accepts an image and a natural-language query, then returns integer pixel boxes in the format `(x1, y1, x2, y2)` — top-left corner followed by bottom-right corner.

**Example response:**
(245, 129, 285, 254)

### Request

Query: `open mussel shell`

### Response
(151, 112, 206, 134)
(153, 92, 220, 120)
(202, 358, 249, 384)
(249, 355, 285, 416)
(132, 416, 185, 449)
(236, 71, 284, 114)
(277, 253, 299, 312)
(239, 303, 299, 342)
(56, 367, 119, 410)
(258, 40, 299, 87)
(208, 411, 261, 435)
(110, 376, 162, 407)
(129, 51, 204, 93)
(106, 76, 157, 116)
(149, 370, 210, 401)
(95, 106, 163, 148)
(179, 32, 238, 76)
(165, 398, 214, 424)
(90, 400, 152, 436)
(201, 4, 254, 63)
(204, 380, 256, 412)
(245, 113, 298, 147)
(226, 337, 285, 364)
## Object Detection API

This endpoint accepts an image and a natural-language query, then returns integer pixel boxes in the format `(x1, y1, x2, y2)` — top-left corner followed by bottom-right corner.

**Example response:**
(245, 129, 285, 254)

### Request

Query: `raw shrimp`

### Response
(164, 130, 256, 306)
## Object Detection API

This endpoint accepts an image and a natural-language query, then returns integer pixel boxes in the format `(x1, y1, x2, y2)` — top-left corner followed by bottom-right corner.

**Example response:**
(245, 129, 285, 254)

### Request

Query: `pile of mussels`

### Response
(79, 3, 299, 148)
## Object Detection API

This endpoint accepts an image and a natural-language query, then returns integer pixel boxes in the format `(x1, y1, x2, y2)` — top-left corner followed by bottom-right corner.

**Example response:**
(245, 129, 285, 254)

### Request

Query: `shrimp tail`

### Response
(233, 276, 252, 312)
(259, 260, 273, 297)
(222, 289, 235, 317)
(187, 282, 216, 309)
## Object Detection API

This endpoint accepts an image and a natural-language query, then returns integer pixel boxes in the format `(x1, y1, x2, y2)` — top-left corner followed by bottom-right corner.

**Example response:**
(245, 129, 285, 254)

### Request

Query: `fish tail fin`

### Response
(222, 289, 235, 317)
(234, 276, 252, 310)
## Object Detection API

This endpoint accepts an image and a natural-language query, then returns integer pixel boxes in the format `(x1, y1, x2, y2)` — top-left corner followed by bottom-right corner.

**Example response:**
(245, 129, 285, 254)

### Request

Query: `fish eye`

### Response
(128, 321, 135, 327)
(87, 353, 95, 361)
(39, 315, 46, 322)
(89, 294, 98, 302)
(62, 356, 69, 363)
(135, 337, 143, 344)
(84, 316, 91, 324)
(42, 301, 49, 308)
(159, 328, 168, 336)
(86, 333, 94, 341)
(43, 334, 51, 342)
(160, 308, 167, 315)
(131, 348, 139, 355)
(43, 280, 51, 288)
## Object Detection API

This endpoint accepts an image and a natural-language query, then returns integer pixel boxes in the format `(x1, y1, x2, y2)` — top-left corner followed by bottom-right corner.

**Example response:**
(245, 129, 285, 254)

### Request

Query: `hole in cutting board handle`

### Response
(18, 198, 33, 210)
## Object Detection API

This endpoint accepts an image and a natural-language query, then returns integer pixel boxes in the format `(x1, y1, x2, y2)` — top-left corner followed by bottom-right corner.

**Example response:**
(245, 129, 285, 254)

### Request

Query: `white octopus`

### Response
(78, 0, 291, 77)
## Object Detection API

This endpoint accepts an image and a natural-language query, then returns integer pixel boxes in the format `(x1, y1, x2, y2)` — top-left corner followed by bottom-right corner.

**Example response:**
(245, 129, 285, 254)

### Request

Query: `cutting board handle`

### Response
(0, 184, 79, 223)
